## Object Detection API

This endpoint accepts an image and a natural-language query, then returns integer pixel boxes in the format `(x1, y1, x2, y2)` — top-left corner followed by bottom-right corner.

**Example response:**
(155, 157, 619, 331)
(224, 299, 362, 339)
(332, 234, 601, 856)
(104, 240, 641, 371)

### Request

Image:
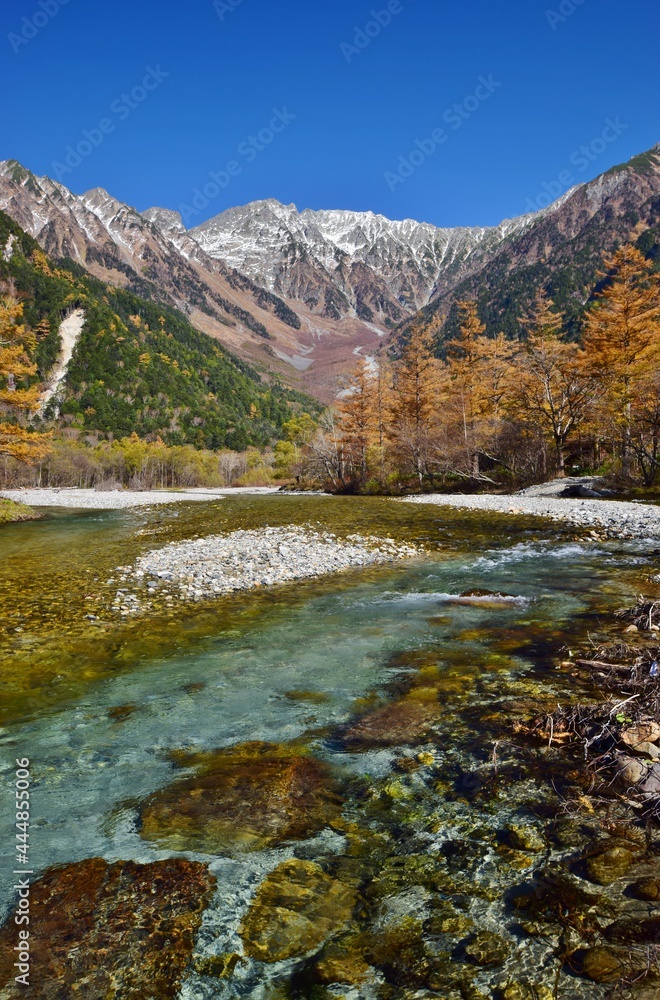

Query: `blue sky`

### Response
(1, 0, 658, 228)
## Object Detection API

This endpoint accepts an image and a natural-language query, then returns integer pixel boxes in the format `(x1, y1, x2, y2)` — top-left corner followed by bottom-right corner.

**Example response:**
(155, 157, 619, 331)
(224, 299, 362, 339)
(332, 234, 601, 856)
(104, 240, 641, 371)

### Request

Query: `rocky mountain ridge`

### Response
(1, 144, 658, 401)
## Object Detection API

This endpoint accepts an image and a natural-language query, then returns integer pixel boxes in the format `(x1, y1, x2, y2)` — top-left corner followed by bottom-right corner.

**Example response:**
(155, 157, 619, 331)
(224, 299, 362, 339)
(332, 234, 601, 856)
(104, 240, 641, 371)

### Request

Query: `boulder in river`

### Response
(0, 858, 215, 999)
(239, 859, 356, 963)
(630, 877, 660, 901)
(585, 845, 636, 885)
(140, 741, 342, 853)
(463, 930, 510, 967)
(341, 696, 441, 749)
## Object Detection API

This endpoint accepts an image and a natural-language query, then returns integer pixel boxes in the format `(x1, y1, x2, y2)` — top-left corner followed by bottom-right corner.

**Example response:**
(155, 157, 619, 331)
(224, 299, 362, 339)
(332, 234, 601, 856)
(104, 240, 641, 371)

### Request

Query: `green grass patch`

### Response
(0, 498, 40, 525)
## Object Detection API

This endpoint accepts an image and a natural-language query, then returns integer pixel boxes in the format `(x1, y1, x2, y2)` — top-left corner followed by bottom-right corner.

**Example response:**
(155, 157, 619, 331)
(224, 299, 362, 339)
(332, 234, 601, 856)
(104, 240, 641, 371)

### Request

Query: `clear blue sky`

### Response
(1, 0, 658, 228)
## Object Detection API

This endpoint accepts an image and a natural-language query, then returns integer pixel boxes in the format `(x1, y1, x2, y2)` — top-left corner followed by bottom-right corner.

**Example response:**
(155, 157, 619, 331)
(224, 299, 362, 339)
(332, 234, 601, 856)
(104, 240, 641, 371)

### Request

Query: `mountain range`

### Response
(1, 143, 659, 403)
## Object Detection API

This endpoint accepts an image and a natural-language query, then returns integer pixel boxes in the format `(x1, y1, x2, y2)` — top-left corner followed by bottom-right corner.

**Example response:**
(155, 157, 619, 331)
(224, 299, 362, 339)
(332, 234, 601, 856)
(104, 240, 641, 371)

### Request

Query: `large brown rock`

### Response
(239, 859, 356, 963)
(0, 858, 215, 999)
(342, 696, 441, 749)
(140, 742, 342, 853)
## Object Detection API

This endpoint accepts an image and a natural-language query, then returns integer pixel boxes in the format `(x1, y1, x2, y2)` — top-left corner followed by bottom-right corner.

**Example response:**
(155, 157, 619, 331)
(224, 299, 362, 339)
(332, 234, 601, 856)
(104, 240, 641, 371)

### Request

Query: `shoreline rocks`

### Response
(0, 487, 283, 510)
(401, 492, 660, 540)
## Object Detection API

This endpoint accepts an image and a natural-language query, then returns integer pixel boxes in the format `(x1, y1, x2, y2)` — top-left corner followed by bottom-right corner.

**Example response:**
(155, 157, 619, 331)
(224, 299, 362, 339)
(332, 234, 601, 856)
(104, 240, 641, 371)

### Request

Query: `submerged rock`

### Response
(581, 946, 627, 983)
(507, 823, 546, 853)
(464, 930, 510, 967)
(140, 742, 342, 853)
(239, 859, 356, 963)
(0, 857, 215, 999)
(341, 696, 441, 749)
(503, 984, 553, 1000)
(630, 877, 660, 901)
(585, 845, 635, 885)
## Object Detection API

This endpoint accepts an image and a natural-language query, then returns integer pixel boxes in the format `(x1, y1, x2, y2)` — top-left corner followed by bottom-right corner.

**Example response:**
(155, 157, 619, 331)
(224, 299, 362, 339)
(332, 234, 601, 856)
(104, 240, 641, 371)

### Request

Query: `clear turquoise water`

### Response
(0, 499, 654, 998)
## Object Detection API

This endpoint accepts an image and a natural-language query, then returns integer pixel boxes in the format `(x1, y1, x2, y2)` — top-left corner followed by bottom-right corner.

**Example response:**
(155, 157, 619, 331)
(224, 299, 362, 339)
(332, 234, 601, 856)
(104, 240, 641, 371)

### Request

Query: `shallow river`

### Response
(0, 497, 655, 999)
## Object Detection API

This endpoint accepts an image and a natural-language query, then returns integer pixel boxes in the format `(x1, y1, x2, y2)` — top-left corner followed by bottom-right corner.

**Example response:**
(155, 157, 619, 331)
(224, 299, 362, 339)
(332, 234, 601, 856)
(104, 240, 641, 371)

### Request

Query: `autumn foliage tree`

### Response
(314, 241, 660, 492)
(389, 329, 442, 484)
(0, 289, 50, 464)
(582, 245, 660, 474)
(505, 292, 596, 476)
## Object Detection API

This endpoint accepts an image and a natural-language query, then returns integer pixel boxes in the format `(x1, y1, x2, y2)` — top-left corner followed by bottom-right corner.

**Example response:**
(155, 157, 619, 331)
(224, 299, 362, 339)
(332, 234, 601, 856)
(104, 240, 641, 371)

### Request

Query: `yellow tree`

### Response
(504, 291, 594, 476)
(0, 291, 50, 464)
(389, 329, 442, 485)
(582, 244, 660, 476)
(446, 300, 489, 477)
(337, 358, 377, 480)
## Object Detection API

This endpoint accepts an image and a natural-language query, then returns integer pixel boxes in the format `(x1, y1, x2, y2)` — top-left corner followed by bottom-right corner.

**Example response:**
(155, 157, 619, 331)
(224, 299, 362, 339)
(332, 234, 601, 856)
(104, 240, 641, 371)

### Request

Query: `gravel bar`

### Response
(400, 493, 660, 540)
(0, 488, 285, 509)
(109, 526, 420, 613)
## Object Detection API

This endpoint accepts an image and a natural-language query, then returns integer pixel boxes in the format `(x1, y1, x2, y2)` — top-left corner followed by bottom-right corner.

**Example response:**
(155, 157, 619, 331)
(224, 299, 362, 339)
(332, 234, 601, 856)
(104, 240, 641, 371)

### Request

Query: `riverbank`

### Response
(112, 526, 420, 613)
(0, 497, 40, 524)
(0, 486, 282, 509)
(401, 492, 660, 540)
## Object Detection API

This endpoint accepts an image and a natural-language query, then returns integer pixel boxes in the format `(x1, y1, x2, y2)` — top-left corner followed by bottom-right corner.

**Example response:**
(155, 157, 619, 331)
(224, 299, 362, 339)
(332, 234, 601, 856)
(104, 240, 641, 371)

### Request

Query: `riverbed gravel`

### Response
(401, 493, 660, 540)
(110, 526, 420, 614)
(0, 487, 281, 509)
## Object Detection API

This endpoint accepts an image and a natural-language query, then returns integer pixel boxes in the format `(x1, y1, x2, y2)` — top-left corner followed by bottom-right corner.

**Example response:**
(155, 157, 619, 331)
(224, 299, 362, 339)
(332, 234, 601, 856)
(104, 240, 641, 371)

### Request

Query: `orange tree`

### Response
(582, 245, 660, 476)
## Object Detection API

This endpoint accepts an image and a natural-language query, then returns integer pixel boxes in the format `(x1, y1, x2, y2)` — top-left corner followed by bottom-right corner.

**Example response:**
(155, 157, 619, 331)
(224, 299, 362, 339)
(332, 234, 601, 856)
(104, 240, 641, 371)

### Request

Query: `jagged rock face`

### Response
(189, 199, 535, 322)
(0, 160, 307, 358)
(2, 145, 659, 401)
(399, 145, 660, 344)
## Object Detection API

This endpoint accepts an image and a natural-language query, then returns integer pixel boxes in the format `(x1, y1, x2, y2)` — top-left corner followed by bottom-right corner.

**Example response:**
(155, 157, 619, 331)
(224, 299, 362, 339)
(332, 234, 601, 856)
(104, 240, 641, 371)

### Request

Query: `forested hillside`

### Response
(0, 210, 321, 450)
(398, 146, 660, 349)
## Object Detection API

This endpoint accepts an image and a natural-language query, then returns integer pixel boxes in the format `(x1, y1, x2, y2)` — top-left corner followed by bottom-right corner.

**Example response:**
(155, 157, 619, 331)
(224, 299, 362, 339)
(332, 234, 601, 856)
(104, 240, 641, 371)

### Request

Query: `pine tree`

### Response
(582, 244, 660, 476)
(0, 291, 51, 463)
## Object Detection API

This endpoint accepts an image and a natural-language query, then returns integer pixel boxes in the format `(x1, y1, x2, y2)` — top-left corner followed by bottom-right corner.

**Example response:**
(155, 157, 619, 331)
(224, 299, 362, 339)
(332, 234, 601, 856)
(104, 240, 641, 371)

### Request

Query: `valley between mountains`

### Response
(2, 143, 659, 403)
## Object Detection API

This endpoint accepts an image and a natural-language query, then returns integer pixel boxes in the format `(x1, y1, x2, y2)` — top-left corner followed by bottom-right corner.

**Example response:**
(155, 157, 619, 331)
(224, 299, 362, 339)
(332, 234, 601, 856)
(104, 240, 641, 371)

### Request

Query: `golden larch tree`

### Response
(0, 290, 51, 464)
(582, 244, 660, 475)
(505, 291, 595, 476)
(389, 329, 442, 485)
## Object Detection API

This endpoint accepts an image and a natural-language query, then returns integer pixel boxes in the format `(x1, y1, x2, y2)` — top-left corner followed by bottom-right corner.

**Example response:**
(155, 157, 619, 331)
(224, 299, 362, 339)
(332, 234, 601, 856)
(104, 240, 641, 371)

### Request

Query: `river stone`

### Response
(507, 824, 546, 853)
(0, 858, 215, 999)
(621, 722, 660, 748)
(342, 697, 441, 749)
(503, 984, 553, 1000)
(581, 946, 627, 983)
(140, 742, 341, 853)
(314, 933, 373, 985)
(631, 877, 660, 901)
(464, 930, 510, 967)
(239, 860, 356, 963)
(632, 741, 660, 760)
(603, 916, 660, 944)
(586, 846, 635, 885)
(616, 754, 651, 787)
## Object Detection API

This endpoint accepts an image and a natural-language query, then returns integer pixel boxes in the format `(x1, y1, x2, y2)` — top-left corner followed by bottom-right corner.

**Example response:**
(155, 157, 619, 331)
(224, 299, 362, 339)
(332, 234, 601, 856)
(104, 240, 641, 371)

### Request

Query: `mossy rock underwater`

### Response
(139, 741, 343, 853)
